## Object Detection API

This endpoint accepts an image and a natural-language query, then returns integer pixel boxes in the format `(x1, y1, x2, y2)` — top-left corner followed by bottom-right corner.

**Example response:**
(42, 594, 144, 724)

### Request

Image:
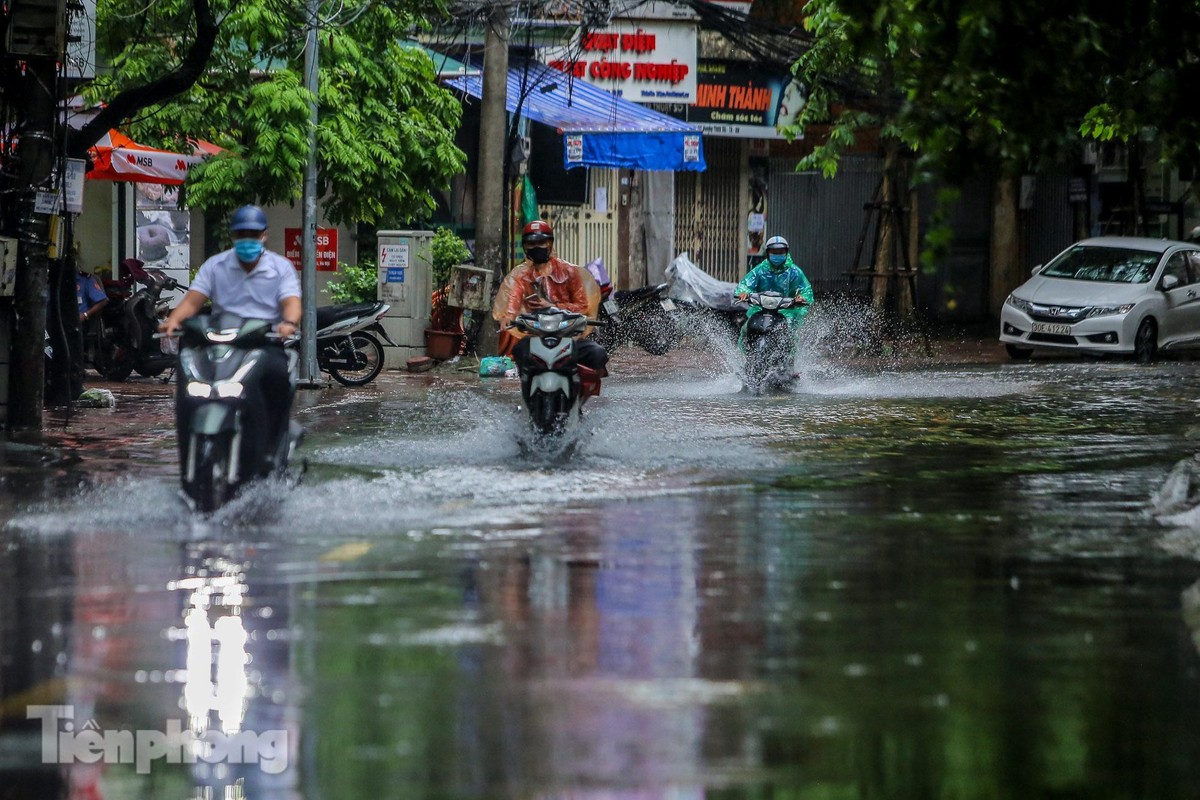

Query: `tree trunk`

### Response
(872, 145, 915, 317)
(1128, 138, 1145, 236)
(871, 150, 895, 312)
(989, 176, 1022, 319)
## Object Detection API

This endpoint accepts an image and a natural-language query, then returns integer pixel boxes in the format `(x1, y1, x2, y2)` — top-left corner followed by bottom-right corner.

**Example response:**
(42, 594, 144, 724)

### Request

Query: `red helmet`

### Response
(522, 219, 553, 244)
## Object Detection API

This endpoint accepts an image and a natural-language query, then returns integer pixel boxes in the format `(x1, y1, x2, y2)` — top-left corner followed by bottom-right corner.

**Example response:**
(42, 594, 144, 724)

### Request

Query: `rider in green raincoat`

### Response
(735, 235, 814, 350)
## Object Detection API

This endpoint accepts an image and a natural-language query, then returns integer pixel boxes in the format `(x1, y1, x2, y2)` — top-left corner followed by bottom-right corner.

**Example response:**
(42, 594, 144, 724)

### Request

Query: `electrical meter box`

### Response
(376, 230, 433, 368)
(0, 237, 17, 297)
(447, 264, 493, 311)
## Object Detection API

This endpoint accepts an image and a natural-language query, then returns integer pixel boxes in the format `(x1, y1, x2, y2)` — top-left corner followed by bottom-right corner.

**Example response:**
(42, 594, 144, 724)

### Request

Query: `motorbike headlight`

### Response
(1005, 294, 1033, 314)
(215, 381, 244, 398)
(186, 382, 212, 399)
(1085, 303, 1135, 318)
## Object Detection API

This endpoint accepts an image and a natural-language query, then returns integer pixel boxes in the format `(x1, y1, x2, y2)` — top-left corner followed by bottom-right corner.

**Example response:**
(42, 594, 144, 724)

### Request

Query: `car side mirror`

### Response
(1031, 264, 1045, 275)
(1162, 274, 1180, 291)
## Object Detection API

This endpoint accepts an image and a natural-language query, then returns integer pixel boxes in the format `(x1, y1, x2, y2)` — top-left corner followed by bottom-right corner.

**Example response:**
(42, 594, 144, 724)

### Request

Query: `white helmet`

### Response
(765, 235, 789, 251)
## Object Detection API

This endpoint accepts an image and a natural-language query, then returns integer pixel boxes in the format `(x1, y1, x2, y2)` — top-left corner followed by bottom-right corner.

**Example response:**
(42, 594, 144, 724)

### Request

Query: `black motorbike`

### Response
(315, 301, 397, 386)
(92, 264, 186, 381)
(509, 307, 604, 436)
(740, 291, 803, 394)
(592, 282, 682, 356)
(174, 313, 304, 513)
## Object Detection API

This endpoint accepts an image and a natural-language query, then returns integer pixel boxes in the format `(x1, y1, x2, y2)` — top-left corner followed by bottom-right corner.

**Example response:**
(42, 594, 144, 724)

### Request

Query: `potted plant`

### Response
(425, 226, 472, 360)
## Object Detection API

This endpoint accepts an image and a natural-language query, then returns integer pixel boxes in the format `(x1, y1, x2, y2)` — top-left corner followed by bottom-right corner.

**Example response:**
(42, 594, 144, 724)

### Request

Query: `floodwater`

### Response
(5, 329, 1200, 799)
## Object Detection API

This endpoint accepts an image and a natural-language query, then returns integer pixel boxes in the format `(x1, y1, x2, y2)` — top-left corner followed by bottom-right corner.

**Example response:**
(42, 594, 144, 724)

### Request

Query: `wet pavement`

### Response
(5, 323, 1200, 799)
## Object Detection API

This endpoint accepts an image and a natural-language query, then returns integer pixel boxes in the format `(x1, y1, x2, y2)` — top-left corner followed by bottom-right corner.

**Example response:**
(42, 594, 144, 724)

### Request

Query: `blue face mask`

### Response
(235, 238, 264, 263)
(768, 253, 788, 268)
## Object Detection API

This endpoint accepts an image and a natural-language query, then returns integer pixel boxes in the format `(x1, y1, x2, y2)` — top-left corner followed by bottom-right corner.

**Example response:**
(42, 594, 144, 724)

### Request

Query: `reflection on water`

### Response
(5, 355, 1200, 797)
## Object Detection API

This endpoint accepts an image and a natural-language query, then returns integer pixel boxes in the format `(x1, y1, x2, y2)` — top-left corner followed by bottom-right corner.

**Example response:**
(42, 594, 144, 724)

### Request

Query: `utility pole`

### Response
(473, 1, 511, 357)
(297, 0, 321, 388)
(9, 57, 59, 429)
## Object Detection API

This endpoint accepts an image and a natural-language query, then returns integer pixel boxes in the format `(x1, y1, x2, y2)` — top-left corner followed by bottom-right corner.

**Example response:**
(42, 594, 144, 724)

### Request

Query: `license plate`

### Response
(660, 298, 676, 311)
(603, 299, 619, 315)
(1032, 321, 1072, 335)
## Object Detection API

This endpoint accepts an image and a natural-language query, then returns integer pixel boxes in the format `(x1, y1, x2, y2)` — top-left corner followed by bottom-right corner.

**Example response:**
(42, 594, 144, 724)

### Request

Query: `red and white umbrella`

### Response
(87, 129, 205, 185)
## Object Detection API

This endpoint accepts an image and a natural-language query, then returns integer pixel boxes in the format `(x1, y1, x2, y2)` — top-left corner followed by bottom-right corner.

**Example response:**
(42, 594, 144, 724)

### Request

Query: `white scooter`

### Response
(508, 307, 603, 435)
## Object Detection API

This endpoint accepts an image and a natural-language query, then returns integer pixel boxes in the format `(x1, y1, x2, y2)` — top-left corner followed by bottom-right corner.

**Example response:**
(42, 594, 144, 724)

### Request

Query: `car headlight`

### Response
(1006, 294, 1033, 314)
(1085, 303, 1135, 318)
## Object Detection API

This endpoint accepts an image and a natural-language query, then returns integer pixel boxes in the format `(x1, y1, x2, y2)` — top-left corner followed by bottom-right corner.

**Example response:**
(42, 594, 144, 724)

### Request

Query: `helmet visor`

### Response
(523, 233, 553, 247)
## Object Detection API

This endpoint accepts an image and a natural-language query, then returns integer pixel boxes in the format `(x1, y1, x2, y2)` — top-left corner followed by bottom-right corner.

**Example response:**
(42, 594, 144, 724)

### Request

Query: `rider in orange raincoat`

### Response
(494, 219, 608, 375)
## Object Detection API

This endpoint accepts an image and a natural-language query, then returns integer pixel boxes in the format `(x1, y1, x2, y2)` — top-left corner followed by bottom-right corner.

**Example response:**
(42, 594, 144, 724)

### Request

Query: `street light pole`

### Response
(298, 0, 322, 388)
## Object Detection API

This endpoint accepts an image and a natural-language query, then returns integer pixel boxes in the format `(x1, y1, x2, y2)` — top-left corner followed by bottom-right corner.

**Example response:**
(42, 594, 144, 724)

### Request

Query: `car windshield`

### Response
(1041, 245, 1159, 283)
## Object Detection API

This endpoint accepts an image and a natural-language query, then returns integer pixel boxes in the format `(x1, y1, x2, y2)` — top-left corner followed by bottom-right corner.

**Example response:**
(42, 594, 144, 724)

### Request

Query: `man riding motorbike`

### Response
(159, 204, 301, 476)
(499, 219, 609, 377)
(735, 235, 814, 349)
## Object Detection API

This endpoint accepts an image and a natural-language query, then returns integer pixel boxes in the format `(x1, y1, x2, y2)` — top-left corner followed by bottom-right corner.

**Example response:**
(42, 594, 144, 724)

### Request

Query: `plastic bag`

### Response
(479, 356, 516, 377)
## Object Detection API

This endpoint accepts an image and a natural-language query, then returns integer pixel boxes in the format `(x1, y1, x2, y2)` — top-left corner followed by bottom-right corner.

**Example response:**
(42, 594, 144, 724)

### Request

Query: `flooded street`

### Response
(5, 337, 1200, 799)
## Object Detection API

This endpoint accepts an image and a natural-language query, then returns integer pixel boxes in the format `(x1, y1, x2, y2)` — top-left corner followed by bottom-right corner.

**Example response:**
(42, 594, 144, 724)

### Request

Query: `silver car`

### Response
(999, 236, 1200, 361)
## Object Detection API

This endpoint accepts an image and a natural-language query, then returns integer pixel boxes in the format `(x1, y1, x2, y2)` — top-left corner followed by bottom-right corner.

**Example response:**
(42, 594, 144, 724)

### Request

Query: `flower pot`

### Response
(424, 328, 463, 360)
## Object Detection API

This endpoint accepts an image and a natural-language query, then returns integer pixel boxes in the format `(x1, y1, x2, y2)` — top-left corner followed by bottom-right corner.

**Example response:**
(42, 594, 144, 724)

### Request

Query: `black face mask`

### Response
(527, 247, 551, 264)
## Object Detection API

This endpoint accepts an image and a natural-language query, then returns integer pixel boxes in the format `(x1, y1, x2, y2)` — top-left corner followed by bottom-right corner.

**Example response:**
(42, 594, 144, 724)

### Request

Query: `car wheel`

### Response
(1134, 318, 1158, 363)
(1004, 343, 1034, 360)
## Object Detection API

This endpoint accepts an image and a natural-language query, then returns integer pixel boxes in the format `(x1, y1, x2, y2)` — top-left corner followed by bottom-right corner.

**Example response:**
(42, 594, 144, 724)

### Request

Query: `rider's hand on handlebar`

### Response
(794, 295, 808, 305)
(277, 321, 298, 339)
(737, 293, 749, 302)
(158, 316, 181, 337)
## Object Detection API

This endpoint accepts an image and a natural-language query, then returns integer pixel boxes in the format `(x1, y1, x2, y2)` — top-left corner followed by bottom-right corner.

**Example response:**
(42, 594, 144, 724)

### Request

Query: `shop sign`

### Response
(285, 227, 338, 272)
(663, 59, 806, 140)
(544, 20, 698, 104)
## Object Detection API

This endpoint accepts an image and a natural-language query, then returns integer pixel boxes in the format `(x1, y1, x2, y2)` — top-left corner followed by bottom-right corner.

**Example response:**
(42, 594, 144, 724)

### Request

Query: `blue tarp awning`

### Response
(445, 59, 706, 173)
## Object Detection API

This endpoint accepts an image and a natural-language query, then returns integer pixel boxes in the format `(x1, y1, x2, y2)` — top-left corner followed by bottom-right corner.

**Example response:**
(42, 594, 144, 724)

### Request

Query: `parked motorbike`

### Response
(508, 307, 604, 436)
(740, 291, 802, 394)
(664, 252, 746, 341)
(315, 301, 397, 386)
(592, 282, 681, 355)
(93, 263, 186, 381)
(173, 313, 304, 513)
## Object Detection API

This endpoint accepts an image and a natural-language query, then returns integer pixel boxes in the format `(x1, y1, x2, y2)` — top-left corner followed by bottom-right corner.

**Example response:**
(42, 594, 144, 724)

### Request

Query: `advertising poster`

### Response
(747, 156, 769, 257)
(134, 182, 190, 299)
(665, 59, 806, 139)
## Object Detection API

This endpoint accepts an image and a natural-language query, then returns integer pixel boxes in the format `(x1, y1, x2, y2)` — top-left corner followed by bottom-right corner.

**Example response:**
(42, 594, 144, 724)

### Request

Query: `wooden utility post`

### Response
(473, 2, 511, 357)
(9, 57, 59, 429)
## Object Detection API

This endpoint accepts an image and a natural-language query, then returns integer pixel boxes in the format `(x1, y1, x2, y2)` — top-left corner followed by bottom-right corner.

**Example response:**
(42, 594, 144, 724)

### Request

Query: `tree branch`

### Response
(68, 0, 218, 158)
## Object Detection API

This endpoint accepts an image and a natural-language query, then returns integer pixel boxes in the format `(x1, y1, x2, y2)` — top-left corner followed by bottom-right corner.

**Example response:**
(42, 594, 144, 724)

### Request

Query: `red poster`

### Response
(285, 227, 338, 272)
